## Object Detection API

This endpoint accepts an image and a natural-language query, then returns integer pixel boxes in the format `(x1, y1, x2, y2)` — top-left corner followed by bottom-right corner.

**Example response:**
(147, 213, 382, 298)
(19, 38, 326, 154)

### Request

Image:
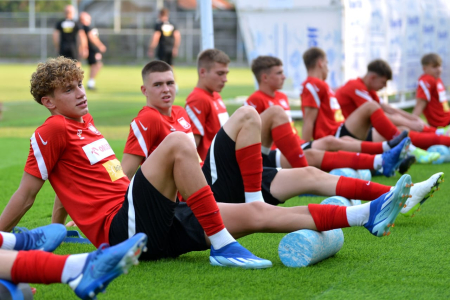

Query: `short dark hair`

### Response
(251, 56, 283, 83)
(197, 49, 230, 71)
(421, 53, 442, 67)
(159, 8, 169, 17)
(141, 60, 173, 81)
(302, 47, 326, 70)
(367, 59, 392, 80)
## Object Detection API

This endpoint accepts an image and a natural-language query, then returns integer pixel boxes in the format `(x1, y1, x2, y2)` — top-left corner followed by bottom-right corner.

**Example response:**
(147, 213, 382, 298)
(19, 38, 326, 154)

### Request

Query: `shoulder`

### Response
(419, 74, 435, 84)
(186, 88, 209, 103)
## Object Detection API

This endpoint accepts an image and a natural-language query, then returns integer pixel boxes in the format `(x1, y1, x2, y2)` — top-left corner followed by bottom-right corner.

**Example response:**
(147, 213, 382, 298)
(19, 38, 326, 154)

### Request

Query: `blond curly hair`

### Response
(30, 56, 84, 104)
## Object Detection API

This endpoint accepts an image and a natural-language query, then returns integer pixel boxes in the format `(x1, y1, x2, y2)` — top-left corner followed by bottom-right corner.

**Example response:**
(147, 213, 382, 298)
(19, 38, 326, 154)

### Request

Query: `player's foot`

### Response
(381, 137, 410, 177)
(398, 155, 416, 174)
(210, 241, 272, 269)
(69, 233, 148, 300)
(364, 174, 412, 237)
(14, 224, 67, 252)
(436, 125, 450, 136)
(412, 147, 440, 164)
(387, 130, 408, 149)
(401, 172, 444, 217)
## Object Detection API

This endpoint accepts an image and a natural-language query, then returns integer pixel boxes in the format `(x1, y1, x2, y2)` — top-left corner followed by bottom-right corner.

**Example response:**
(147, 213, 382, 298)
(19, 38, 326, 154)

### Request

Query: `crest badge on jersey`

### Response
(77, 130, 85, 140)
(178, 117, 191, 129)
(219, 99, 226, 109)
(88, 123, 101, 135)
(279, 99, 288, 108)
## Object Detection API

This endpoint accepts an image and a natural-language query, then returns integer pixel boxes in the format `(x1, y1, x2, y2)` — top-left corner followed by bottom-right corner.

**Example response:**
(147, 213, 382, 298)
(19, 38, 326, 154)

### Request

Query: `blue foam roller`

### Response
(357, 169, 372, 181)
(329, 168, 359, 178)
(427, 145, 450, 164)
(0, 280, 33, 300)
(278, 229, 344, 267)
(321, 196, 352, 206)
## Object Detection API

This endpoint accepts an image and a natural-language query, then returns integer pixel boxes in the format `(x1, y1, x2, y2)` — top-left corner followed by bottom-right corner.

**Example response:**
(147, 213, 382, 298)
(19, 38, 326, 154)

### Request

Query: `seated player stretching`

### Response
(122, 60, 442, 220)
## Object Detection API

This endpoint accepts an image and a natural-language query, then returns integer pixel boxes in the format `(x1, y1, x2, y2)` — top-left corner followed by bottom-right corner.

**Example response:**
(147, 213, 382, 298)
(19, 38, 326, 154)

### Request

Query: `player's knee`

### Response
(266, 105, 289, 122)
(361, 101, 381, 112)
(234, 106, 261, 127)
(164, 132, 196, 154)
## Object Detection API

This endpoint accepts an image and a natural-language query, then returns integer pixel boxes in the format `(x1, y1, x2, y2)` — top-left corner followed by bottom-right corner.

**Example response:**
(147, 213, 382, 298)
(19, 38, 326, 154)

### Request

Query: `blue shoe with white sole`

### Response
(210, 241, 272, 269)
(381, 137, 410, 177)
(364, 174, 412, 237)
(69, 233, 148, 300)
(13, 224, 67, 252)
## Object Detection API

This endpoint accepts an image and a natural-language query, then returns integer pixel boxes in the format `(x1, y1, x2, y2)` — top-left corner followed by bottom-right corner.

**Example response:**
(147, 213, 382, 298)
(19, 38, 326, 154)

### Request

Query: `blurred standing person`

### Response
(80, 12, 107, 90)
(53, 5, 88, 67)
(148, 8, 181, 67)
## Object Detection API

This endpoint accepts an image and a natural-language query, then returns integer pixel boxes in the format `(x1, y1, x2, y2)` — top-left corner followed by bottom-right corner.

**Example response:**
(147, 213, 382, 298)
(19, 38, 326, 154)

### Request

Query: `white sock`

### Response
(87, 79, 95, 88)
(0, 232, 16, 250)
(409, 144, 417, 152)
(261, 146, 271, 155)
(61, 253, 89, 284)
(373, 154, 383, 170)
(382, 141, 391, 152)
(346, 202, 371, 226)
(209, 228, 236, 250)
(245, 191, 264, 203)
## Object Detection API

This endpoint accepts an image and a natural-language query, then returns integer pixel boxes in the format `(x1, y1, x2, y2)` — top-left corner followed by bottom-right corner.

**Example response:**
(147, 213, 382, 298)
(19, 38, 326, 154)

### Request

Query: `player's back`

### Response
(417, 74, 450, 127)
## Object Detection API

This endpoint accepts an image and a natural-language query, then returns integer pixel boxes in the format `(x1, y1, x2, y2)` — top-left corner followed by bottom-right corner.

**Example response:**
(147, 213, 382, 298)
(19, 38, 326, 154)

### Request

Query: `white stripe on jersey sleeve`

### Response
(355, 89, 374, 102)
(305, 83, 321, 107)
(185, 105, 205, 136)
(130, 120, 148, 158)
(419, 80, 431, 101)
(30, 133, 48, 180)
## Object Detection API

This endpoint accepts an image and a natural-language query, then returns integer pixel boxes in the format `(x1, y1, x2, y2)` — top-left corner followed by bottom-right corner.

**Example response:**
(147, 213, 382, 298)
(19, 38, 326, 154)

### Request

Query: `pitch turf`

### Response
(1, 65, 450, 299)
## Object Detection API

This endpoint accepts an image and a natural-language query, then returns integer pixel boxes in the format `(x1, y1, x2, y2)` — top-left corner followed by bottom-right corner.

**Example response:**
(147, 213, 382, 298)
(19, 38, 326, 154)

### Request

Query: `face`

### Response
(141, 70, 175, 116)
(368, 74, 388, 91)
(318, 57, 329, 80)
(65, 5, 74, 19)
(423, 64, 442, 79)
(264, 65, 286, 90)
(42, 79, 87, 122)
(199, 62, 229, 93)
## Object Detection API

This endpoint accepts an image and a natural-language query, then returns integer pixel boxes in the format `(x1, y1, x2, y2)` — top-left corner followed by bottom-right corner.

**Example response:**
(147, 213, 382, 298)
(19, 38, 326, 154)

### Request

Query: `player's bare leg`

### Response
(344, 102, 386, 140)
(260, 105, 290, 148)
(223, 106, 261, 149)
(312, 135, 363, 152)
(0, 250, 17, 280)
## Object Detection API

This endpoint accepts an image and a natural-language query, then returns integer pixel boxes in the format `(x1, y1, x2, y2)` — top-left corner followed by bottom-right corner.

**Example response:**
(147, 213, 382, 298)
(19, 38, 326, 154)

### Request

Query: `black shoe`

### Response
(398, 155, 416, 174)
(388, 130, 409, 149)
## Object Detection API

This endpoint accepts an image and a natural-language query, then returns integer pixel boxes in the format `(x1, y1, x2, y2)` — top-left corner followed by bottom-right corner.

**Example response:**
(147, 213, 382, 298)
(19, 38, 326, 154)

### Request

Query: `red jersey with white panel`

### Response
(335, 78, 381, 118)
(417, 74, 450, 127)
(124, 106, 195, 159)
(185, 87, 229, 160)
(301, 77, 345, 140)
(24, 114, 128, 248)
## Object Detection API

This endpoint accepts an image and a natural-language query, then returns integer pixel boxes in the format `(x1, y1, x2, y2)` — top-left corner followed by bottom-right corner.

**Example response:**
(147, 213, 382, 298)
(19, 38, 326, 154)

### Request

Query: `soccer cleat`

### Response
(398, 155, 416, 174)
(364, 174, 412, 237)
(69, 233, 148, 300)
(381, 137, 410, 177)
(13, 224, 67, 252)
(436, 125, 450, 136)
(387, 130, 408, 149)
(401, 172, 444, 217)
(412, 147, 440, 164)
(210, 241, 272, 269)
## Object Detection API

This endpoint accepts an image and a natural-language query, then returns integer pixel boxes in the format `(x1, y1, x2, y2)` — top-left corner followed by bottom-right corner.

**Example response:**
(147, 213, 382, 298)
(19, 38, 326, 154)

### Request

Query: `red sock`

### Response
(360, 141, 384, 154)
(186, 186, 225, 236)
(370, 109, 401, 140)
(272, 123, 308, 168)
(336, 176, 391, 200)
(11, 251, 68, 284)
(423, 125, 437, 133)
(235, 143, 262, 193)
(320, 151, 374, 171)
(308, 204, 350, 231)
(409, 131, 450, 148)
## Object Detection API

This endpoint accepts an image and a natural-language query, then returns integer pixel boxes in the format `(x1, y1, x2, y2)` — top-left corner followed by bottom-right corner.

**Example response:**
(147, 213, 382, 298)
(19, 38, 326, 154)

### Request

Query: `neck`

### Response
(196, 82, 214, 94)
(307, 69, 324, 81)
(258, 84, 276, 97)
(147, 102, 172, 117)
(361, 75, 372, 90)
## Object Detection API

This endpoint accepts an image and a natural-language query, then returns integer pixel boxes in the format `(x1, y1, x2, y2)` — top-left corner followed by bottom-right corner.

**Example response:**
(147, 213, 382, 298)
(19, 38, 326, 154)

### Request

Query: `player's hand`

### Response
(99, 45, 107, 53)
(148, 48, 154, 58)
(66, 220, 77, 227)
(172, 47, 178, 57)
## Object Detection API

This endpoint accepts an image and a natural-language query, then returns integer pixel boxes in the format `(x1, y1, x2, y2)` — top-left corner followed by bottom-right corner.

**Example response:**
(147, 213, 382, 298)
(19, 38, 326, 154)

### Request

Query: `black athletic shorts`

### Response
(335, 123, 373, 141)
(87, 50, 101, 65)
(157, 50, 173, 65)
(202, 127, 281, 205)
(109, 168, 208, 261)
(59, 45, 78, 60)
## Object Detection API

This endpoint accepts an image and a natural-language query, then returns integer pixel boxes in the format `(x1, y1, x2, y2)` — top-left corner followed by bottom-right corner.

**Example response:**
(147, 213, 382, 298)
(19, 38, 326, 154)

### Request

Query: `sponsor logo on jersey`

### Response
(193, 106, 201, 114)
(82, 138, 115, 165)
(38, 133, 48, 145)
(279, 99, 289, 108)
(102, 159, 126, 182)
(218, 99, 227, 109)
(88, 123, 101, 135)
(139, 120, 148, 131)
(178, 117, 191, 129)
(61, 20, 76, 33)
(77, 130, 85, 140)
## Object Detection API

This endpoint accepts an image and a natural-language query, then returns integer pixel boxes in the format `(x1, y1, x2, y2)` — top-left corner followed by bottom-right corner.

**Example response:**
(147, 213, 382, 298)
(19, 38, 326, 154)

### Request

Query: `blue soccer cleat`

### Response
(381, 137, 410, 177)
(69, 233, 148, 300)
(210, 241, 272, 269)
(364, 174, 412, 237)
(13, 224, 67, 252)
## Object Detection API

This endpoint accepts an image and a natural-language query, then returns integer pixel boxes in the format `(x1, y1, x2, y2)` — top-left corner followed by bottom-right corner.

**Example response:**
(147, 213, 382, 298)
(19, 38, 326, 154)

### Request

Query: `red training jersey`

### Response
(417, 74, 450, 127)
(335, 77, 381, 118)
(24, 114, 128, 248)
(185, 87, 229, 160)
(124, 106, 195, 159)
(301, 77, 345, 140)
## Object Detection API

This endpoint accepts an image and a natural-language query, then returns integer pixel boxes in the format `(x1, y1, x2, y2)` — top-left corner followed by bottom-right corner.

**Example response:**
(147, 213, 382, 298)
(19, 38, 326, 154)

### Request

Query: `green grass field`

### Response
(1, 64, 450, 299)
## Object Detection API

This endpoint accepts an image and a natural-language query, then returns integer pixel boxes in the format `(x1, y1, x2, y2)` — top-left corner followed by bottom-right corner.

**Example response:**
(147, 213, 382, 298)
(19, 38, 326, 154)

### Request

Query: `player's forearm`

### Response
(0, 193, 34, 232)
(412, 99, 427, 117)
(173, 31, 181, 48)
(52, 31, 59, 50)
(302, 123, 314, 141)
(52, 196, 68, 224)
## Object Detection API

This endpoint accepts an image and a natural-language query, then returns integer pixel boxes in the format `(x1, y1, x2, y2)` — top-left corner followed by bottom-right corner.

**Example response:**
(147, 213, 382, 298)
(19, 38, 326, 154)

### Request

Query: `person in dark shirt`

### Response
(80, 12, 107, 90)
(53, 5, 88, 67)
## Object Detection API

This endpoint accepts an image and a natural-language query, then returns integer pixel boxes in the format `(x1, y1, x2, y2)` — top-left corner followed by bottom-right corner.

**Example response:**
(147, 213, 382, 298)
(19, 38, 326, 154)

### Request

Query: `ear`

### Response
(260, 72, 268, 83)
(198, 67, 207, 78)
(41, 96, 56, 110)
(141, 85, 147, 96)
